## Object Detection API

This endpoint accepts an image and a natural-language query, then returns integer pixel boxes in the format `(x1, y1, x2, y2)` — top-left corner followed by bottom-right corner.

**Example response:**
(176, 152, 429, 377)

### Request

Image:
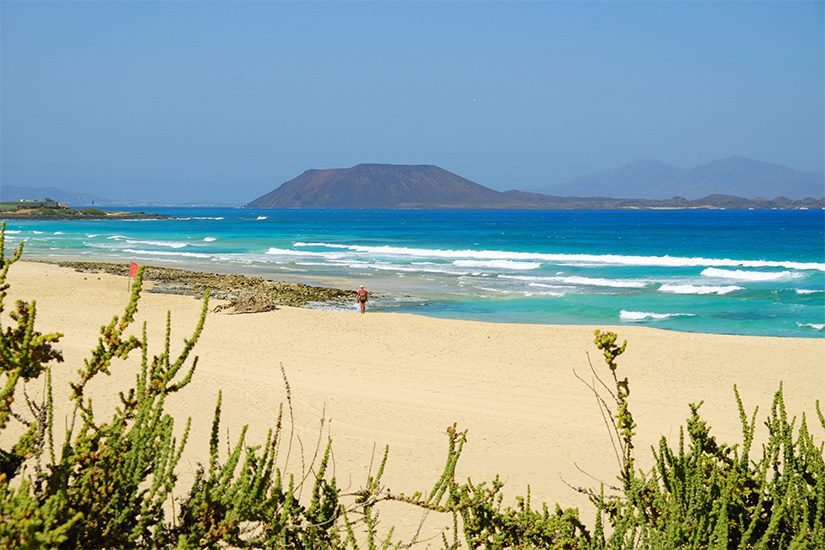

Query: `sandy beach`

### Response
(5, 260, 824, 538)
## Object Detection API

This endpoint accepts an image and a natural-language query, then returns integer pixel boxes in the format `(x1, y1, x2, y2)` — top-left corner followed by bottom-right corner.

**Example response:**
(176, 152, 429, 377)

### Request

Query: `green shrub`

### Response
(80, 208, 107, 216)
(580, 331, 825, 549)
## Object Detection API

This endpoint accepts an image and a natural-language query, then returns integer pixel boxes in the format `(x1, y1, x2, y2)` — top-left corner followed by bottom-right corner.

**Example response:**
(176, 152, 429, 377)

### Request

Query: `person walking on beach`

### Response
(356, 285, 369, 314)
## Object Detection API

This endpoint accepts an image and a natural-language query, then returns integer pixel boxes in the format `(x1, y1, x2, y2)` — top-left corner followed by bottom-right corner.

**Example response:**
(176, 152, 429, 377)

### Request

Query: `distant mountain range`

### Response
(544, 156, 824, 200)
(6, 156, 823, 210)
(247, 161, 823, 210)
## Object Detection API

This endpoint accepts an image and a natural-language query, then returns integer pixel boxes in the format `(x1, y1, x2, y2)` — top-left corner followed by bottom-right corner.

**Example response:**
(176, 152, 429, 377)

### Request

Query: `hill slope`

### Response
(248, 163, 822, 209)
(545, 157, 824, 199)
(674, 156, 824, 199)
(247, 164, 510, 208)
(546, 160, 687, 199)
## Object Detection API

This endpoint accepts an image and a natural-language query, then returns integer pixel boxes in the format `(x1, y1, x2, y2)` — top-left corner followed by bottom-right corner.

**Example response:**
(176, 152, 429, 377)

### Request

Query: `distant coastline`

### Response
(247, 163, 824, 210)
(1, 203, 167, 220)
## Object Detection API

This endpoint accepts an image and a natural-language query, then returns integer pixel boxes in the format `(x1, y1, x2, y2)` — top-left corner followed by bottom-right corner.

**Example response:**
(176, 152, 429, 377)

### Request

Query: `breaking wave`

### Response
(620, 310, 695, 322)
(500, 274, 648, 288)
(700, 268, 803, 281)
(453, 260, 541, 270)
(125, 239, 190, 249)
(122, 248, 213, 259)
(292, 242, 825, 271)
(265, 247, 345, 259)
(658, 284, 742, 295)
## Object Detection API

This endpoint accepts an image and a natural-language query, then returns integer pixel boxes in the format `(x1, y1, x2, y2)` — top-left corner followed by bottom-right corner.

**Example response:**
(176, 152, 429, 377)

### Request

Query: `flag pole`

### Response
(128, 260, 139, 293)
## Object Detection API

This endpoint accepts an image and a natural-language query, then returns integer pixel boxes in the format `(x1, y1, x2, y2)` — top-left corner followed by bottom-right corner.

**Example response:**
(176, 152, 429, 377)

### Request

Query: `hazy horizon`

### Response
(2, 1, 823, 203)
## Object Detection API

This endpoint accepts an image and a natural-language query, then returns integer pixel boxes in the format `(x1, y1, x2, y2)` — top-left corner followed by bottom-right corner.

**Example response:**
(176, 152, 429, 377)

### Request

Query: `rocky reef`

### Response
(56, 261, 353, 314)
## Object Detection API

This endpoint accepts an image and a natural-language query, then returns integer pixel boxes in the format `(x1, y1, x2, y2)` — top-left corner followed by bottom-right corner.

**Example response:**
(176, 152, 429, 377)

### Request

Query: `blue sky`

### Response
(2, 1, 823, 203)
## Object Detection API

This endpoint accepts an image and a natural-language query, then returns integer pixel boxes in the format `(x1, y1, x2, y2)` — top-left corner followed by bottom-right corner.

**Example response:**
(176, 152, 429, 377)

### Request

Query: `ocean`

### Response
(3, 208, 824, 338)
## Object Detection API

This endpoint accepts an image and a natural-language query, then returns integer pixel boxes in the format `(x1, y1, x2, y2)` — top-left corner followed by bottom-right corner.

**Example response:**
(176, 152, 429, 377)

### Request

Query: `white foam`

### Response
(33, 231, 44, 234)
(3, 230, 21, 234)
(203, 236, 217, 242)
(122, 248, 212, 259)
(256, 216, 267, 220)
(701, 267, 803, 281)
(620, 310, 695, 322)
(500, 274, 647, 288)
(265, 247, 345, 259)
(125, 239, 189, 249)
(796, 289, 824, 295)
(797, 322, 825, 331)
(293, 241, 351, 250)
(292, 242, 825, 271)
(340, 261, 468, 275)
(53, 231, 64, 235)
(473, 286, 509, 293)
(527, 282, 576, 290)
(453, 260, 541, 270)
(659, 284, 742, 295)
(522, 290, 565, 297)
(86, 234, 99, 238)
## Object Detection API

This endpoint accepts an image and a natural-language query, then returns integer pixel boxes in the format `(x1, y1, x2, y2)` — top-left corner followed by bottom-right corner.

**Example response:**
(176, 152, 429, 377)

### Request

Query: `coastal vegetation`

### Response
(1, 222, 823, 548)
(0, 200, 165, 220)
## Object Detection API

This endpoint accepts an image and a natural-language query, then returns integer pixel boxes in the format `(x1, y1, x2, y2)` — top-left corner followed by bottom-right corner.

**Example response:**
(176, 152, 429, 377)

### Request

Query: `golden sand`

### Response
(5, 261, 824, 537)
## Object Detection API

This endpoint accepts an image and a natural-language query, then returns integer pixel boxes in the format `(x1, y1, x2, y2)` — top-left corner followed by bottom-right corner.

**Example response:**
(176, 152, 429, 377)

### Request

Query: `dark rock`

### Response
(54, 261, 353, 313)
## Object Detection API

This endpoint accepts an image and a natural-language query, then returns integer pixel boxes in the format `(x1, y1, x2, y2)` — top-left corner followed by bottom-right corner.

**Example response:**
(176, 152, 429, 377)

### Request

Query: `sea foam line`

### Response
(500, 274, 648, 288)
(265, 247, 345, 259)
(122, 248, 213, 259)
(700, 267, 803, 281)
(453, 260, 541, 270)
(658, 284, 742, 295)
(292, 242, 825, 271)
(620, 310, 695, 322)
(126, 239, 190, 249)
(796, 322, 825, 331)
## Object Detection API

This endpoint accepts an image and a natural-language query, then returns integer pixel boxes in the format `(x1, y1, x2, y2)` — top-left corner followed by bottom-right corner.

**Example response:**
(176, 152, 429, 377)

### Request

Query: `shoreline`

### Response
(35, 258, 823, 340)
(4, 260, 825, 536)
(4, 208, 823, 340)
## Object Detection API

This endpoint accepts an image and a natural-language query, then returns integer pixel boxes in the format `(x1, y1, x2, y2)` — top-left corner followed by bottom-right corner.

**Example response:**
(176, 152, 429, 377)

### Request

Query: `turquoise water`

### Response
(4, 208, 824, 338)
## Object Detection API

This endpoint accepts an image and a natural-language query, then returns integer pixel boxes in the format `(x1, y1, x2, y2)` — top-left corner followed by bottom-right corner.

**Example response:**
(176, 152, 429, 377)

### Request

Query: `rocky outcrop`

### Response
(56, 261, 352, 313)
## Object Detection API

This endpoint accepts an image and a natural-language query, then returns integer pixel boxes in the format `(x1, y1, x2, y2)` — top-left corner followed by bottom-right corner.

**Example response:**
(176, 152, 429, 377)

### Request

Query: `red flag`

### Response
(129, 261, 139, 278)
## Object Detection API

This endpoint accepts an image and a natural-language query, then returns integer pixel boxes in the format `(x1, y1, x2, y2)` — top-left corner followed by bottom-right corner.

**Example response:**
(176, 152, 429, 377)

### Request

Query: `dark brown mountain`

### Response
(247, 164, 512, 208)
(247, 163, 823, 209)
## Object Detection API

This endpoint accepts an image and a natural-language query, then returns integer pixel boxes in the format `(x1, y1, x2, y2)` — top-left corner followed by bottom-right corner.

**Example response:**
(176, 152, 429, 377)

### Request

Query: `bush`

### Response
(80, 208, 107, 216)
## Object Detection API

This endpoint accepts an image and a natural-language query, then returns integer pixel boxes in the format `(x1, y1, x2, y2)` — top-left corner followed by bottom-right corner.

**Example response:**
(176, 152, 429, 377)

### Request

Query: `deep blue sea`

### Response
(4, 208, 824, 338)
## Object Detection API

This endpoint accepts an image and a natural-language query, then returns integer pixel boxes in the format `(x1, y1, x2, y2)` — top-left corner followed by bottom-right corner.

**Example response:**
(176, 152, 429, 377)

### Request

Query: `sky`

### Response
(1, 1, 823, 204)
